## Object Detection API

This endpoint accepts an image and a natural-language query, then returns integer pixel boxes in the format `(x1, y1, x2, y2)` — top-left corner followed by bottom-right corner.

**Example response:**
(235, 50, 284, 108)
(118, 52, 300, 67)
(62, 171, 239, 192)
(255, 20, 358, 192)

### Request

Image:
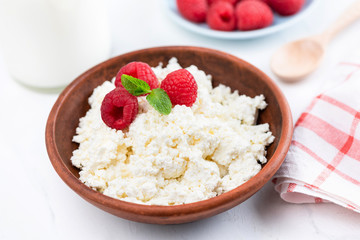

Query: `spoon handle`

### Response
(321, 0, 360, 44)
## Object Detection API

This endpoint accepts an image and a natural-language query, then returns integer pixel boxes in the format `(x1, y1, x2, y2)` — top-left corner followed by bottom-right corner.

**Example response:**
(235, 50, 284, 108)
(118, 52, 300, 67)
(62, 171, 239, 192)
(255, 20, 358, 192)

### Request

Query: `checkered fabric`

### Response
(273, 61, 360, 213)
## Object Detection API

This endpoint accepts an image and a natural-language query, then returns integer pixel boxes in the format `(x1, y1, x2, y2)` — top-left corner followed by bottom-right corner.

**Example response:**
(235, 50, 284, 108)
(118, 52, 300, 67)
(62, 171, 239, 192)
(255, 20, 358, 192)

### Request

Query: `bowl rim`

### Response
(46, 46, 293, 219)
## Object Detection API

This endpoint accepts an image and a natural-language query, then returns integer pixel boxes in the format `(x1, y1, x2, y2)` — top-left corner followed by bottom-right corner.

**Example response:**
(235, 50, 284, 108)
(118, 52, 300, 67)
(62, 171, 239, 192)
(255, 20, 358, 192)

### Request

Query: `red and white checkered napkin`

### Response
(273, 61, 360, 213)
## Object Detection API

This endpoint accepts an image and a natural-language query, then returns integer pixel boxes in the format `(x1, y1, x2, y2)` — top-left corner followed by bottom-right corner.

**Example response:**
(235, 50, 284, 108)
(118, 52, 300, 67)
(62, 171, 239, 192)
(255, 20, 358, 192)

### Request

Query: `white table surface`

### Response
(1, 0, 360, 239)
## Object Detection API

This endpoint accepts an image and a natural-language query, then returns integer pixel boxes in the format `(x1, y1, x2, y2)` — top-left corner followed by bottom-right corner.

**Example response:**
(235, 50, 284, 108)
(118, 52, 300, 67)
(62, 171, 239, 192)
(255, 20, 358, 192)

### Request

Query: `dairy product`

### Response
(71, 58, 274, 205)
(0, 0, 110, 89)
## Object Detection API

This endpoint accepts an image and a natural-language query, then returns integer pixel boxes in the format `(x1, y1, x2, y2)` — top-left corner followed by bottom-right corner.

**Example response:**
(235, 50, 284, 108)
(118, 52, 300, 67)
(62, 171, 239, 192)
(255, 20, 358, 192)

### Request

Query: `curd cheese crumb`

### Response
(71, 58, 274, 205)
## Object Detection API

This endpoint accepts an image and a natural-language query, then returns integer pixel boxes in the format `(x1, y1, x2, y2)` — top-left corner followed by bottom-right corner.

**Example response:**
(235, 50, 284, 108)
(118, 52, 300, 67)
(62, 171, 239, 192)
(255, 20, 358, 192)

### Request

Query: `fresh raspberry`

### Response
(208, 0, 238, 6)
(235, 0, 273, 31)
(115, 62, 159, 90)
(242, 0, 270, 5)
(176, 0, 208, 23)
(101, 88, 138, 130)
(260, 0, 270, 5)
(268, 0, 304, 16)
(160, 69, 198, 107)
(207, 1, 236, 31)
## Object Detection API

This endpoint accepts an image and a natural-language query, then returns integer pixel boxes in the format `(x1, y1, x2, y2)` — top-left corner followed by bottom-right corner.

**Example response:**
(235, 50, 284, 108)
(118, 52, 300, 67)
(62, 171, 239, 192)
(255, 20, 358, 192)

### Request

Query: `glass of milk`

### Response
(0, 0, 111, 90)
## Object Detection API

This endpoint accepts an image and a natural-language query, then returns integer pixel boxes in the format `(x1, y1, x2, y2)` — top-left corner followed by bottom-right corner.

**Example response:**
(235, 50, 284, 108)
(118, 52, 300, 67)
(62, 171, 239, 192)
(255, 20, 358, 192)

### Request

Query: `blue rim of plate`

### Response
(165, 0, 321, 39)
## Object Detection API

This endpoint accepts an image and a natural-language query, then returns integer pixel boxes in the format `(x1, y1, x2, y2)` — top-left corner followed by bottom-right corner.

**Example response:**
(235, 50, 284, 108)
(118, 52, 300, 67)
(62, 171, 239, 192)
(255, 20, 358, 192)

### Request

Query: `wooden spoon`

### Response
(271, 0, 360, 82)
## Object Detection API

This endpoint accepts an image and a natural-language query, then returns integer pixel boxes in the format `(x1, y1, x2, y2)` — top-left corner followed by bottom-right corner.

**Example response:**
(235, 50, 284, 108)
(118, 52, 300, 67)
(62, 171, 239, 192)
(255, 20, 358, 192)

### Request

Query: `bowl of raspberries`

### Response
(167, 0, 319, 39)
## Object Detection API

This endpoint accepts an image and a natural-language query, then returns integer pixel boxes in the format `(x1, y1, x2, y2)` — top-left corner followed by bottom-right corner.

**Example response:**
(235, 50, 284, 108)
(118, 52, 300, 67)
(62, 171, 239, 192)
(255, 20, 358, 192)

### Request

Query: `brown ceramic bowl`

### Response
(46, 46, 293, 224)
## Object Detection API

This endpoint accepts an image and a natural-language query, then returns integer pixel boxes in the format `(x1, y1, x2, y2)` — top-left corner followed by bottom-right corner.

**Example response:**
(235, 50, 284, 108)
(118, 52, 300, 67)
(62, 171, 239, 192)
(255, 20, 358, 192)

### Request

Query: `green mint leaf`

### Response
(146, 88, 172, 115)
(121, 74, 151, 96)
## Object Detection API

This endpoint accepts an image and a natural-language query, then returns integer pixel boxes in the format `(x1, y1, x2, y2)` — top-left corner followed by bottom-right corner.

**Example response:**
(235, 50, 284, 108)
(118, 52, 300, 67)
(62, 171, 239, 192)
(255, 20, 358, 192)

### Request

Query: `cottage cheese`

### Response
(71, 58, 274, 205)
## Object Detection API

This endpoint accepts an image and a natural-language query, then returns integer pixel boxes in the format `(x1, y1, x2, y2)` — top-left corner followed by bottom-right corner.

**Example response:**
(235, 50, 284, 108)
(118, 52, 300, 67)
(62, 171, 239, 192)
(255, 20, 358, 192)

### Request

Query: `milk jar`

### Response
(0, 0, 111, 89)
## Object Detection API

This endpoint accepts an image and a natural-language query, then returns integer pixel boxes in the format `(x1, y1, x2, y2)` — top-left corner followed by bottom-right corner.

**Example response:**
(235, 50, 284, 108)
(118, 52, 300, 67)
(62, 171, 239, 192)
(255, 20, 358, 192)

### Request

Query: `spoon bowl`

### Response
(271, 38, 325, 82)
(271, 0, 360, 82)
